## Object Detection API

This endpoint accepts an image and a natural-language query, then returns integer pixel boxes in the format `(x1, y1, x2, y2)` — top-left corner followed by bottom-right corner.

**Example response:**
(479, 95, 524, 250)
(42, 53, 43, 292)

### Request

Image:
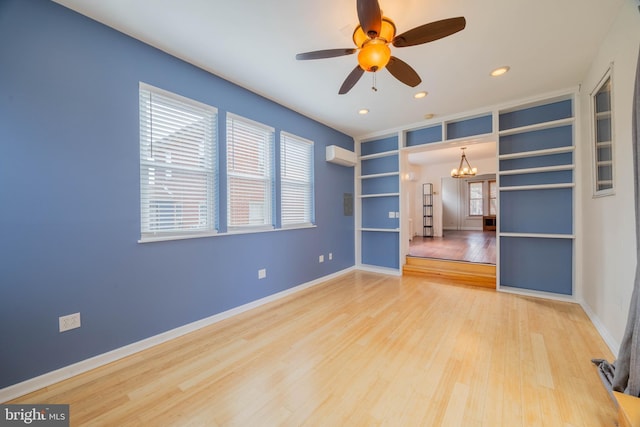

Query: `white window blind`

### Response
(139, 84, 217, 240)
(226, 114, 274, 229)
(280, 132, 314, 226)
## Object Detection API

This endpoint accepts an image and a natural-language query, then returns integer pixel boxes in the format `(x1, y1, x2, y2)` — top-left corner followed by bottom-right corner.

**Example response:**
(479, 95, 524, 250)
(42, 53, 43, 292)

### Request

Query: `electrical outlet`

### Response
(258, 268, 266, 279)
(388, 211, 395, 218)
(319, 255, 324, 263)
(329, 252, 333, 260)
(59, 312, 81, 332)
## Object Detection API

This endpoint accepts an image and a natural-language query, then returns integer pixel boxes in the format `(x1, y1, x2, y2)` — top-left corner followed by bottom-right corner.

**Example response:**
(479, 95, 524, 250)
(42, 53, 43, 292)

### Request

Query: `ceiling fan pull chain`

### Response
(372, 72, 378, 92)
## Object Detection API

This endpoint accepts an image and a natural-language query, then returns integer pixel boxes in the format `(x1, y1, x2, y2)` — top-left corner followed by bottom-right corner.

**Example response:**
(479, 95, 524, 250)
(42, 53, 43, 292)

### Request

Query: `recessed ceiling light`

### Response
(414, 91, 428, 99)
(358, 109, 369, 115)
(491, 66, 510, 77)
(424, 113, 435, 119)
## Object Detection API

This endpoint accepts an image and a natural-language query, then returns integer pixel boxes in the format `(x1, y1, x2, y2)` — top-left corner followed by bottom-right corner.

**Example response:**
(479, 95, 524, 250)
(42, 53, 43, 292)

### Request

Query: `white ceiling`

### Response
(53, 0, 624, 138)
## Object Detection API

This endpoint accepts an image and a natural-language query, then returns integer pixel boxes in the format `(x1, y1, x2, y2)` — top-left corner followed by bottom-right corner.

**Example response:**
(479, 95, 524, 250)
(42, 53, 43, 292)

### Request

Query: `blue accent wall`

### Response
(361, 197, 399, 229)
(500, 237, 573, 295)
(405, 125, 442, 147)
(498, 126, 573, 155)
(500, 152, 573, 170)
(360, 136, 398, 155)
(361, 155, 399, 175)
(499, 99, 572, 130)
(0, 0, 354, 388)
(446, 114, 493, 139)
(361, 232, 399, 269)
(500, 171, 573, 186)
(361, 176, 399, 195)
(500, 189, 573, 234)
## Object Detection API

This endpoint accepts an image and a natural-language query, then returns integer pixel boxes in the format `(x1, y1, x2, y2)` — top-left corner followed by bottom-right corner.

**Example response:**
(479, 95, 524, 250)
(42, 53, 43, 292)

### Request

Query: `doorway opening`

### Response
(404, 141, 497, 265)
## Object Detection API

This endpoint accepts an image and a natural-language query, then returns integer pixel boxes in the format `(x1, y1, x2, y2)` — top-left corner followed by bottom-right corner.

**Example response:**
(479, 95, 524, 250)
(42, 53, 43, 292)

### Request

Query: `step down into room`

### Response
(403, 256, 496, 289)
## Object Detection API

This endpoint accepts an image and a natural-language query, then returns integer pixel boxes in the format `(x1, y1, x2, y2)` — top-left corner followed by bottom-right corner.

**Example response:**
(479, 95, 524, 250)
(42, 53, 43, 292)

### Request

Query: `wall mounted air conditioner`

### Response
(326, 145, 356, 167)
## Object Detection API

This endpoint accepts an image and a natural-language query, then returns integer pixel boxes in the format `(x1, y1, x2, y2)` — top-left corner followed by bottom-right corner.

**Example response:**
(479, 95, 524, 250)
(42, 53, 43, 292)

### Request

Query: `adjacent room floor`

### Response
(409, 230, 497, 264)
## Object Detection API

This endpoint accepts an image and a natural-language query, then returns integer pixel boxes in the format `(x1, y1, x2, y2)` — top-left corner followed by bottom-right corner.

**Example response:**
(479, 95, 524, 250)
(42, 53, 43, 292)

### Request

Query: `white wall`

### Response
(404, 163, 423, 239)
(411, 157, 497, 236)
(579, 0, 640, 353)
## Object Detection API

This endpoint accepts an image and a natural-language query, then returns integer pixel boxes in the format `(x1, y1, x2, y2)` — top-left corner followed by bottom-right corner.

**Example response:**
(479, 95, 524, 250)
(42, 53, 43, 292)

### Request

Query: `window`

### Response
(280, 132, 314, 227)
(469, 181, 483, 216)
(592, 68, 614, 195)
(139, 84, 217, 240)
(226, 114, 274, 230)
(489, 180, 497, 215)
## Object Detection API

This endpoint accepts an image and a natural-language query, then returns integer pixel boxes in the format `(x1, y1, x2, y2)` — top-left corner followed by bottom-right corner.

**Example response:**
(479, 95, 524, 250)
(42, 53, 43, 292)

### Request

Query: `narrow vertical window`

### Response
(489, 180, 497, 216)
(226, 114, 274, 230)
(469, 181, 483, 216)
(592, 69, 614, 195)
(139, 84, 217, 241)
(281, 132, 314, 227)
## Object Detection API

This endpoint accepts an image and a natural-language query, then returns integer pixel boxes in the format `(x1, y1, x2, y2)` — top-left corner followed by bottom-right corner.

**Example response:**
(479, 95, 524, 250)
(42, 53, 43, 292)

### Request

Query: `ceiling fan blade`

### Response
(296, 49, 357, 60)
(393, 17, 466, 48)
(339, 65, 365, 94)
(386, 56, 421, 87)
(357, 0, 382, 38)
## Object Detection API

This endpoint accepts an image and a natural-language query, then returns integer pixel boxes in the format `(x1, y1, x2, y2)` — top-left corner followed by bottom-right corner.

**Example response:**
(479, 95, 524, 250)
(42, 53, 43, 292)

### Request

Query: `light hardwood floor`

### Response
(10, 272, 616, 426)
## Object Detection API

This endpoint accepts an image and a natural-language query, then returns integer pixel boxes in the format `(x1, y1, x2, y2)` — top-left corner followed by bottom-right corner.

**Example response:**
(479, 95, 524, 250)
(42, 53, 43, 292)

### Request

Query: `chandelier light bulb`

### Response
(451, 147, 478, 178)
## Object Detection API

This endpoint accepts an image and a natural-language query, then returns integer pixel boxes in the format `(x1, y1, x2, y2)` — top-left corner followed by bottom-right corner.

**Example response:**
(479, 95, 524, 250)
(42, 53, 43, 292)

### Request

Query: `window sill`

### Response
(138, 224, 317, 243)
(593, 189, 615, 198)
(138, 231, 219, 244)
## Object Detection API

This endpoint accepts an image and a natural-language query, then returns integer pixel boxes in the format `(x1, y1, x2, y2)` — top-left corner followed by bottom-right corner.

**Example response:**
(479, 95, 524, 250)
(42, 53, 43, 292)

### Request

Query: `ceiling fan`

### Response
(295, 0, 466, 94)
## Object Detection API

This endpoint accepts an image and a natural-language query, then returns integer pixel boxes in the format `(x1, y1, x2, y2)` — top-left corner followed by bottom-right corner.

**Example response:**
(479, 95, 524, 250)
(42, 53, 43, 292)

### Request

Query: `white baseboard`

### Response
(498, 287, 620, 357)
(497, 285, 577, 303)
(0, 267, 355, 403)
(579, 299, 620, 357)
(357, 264, 402, 276)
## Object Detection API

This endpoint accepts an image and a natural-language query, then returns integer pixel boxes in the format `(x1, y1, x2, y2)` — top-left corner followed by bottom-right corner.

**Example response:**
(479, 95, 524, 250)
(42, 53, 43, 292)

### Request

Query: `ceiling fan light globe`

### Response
(353, 18, 396, 48)
(357, 41, 391, 72)
(379, 17, 396, 42)
(352, 26, 368, 48)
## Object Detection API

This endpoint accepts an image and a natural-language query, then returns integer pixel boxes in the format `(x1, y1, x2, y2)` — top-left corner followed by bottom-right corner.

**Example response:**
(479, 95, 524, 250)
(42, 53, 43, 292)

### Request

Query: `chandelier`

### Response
(451, 147, 478, 178)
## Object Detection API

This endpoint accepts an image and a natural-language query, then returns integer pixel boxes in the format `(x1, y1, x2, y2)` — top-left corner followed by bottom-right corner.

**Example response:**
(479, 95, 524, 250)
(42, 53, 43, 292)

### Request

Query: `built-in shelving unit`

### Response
(354, 91, 579, 296)
(497, 97, 575, 295)
(357, 135, 400, 270)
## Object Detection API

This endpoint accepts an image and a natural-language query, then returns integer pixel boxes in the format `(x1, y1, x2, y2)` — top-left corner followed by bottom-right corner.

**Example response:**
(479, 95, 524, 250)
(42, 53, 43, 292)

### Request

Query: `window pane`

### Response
(281, 133, 314, 226)
(593, 74, 614, 194)
(139, 85, 217, 238)
(470, 199, 483, 216)
(227, 115, 274, 228)
(469, 182, 483, 216)
(489, 199, 497, 216)
(489, 181, 497, 216)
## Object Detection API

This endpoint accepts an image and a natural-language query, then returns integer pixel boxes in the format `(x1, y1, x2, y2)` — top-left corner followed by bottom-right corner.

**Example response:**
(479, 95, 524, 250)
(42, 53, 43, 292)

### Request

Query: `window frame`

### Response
(138, 83, 218, 243)
(468, 181, 484, 217)
(591, 66, 615, 197)
(280, 132, 315, 228)
(226, 113, 275, 232)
